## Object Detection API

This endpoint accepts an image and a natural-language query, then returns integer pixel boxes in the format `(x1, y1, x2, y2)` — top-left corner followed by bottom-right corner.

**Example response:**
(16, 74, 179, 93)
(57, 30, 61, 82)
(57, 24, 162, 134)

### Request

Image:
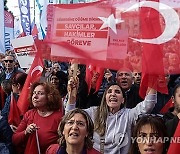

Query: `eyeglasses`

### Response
(4, 60, 13, 63)
(32, 91, 45, 96)
(65, 120, 86, 127)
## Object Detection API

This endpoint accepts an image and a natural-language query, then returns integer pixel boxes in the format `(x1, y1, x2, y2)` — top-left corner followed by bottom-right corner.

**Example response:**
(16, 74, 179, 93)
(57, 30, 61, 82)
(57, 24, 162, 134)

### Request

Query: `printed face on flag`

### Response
(46, 2, 111, 61)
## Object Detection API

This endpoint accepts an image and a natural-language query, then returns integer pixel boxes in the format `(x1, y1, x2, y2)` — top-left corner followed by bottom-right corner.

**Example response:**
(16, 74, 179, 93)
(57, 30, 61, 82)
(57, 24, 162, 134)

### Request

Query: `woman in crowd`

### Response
(66, 79, 157, 154)
(12, 82, 62, 154)
(11, 72, 27, 99)
(1, 79, 12, 117)
(49, 71, 68, 98)
(46, 108, 100, 154)
(129, 115, 168, 154)
(8, 72, 27, 132)
(1, 72, 27, 116)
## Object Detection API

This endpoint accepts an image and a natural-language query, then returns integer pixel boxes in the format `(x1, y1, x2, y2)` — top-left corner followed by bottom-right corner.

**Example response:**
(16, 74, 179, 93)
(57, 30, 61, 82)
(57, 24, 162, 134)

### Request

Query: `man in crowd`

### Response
(116, 67, 143, 108)
(0, 55, 23, 109)
(132, 70, 141, 86)
(0, 55, 22, 84)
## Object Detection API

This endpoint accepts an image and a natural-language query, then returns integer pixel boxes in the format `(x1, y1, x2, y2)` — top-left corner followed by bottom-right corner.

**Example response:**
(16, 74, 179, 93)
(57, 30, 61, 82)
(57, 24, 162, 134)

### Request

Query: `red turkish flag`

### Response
(167, 121, 180, 154)
(42, 0, 180, 95)
(86, 65, 104, 93)
(24, 130, 40, 154)
(17, 50, 43, 115)
(8, 92, 21, 126)
(0, 86, 5, 109)
(138, 0, 168, 98)
(160, 98, 173, 114)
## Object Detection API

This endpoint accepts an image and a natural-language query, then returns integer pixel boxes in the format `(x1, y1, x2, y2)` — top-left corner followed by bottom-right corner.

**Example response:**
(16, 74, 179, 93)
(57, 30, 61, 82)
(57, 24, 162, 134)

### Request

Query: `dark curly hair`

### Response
(28, 81, 61, 111)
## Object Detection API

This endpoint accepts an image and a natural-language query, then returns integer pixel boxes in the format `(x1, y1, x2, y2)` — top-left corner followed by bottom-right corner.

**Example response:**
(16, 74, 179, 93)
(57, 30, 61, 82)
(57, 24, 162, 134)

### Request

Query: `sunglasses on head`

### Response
(4, 60, 13, 63)
(137, 114, 164, 123)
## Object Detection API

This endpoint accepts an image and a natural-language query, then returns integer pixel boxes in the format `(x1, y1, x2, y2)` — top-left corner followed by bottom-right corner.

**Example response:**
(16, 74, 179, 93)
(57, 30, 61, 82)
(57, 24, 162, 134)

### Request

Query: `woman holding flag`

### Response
(66, 77, 157, 154)
(12, 82, 62, 154)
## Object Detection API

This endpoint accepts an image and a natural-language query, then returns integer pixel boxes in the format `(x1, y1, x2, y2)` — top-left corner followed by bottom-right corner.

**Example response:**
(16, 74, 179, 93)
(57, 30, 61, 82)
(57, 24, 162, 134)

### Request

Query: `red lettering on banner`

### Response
(14, 45, 36, 53)
(57, 23, 103, 30)
(64, 31, 95, 38)
(47, 1, 111, 61)
(56, 30, 107, 38)
(67, 39, 91, 46)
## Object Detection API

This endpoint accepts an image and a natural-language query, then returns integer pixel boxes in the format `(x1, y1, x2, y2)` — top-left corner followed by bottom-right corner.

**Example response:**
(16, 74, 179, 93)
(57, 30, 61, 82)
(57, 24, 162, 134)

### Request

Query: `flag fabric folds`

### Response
(24, 130, 40, 154)
(138, 0, 167, 98)
(41, 0, 180, 96)
(17, 50, 43, 115)
(160, 98, 173, 114)
(8, 92, 21, 127)
(86, 64, 104, 93)
(18, 0, 31, 36)
(167, 121, 180, 154)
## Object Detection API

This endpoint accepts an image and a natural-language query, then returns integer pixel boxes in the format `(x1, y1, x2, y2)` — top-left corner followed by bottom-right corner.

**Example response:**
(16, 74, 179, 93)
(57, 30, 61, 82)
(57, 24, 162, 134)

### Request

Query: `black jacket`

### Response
(124, 84, 143, 109)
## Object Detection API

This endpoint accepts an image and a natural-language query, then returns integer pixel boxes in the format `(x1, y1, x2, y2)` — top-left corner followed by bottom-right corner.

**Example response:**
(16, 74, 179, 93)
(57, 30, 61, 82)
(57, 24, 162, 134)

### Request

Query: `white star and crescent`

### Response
(121, 1, 180, 44)
(31, 65, 43, 77)
(98, 14, 124, 34)
(98, 1, 180, 44)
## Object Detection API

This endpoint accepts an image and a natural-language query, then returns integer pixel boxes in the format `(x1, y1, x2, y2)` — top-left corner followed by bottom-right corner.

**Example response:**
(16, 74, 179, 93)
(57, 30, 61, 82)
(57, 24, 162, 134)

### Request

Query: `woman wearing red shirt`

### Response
(12, 82, 62, 154)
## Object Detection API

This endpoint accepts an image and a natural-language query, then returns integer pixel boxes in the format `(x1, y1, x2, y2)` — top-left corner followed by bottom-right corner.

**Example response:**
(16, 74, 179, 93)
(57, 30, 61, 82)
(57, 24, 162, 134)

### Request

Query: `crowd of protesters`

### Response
(0, 50, 179, 154)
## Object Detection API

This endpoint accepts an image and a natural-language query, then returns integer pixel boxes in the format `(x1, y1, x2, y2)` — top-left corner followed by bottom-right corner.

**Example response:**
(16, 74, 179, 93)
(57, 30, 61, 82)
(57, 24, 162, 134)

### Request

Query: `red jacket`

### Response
(46, 144, 100, 154)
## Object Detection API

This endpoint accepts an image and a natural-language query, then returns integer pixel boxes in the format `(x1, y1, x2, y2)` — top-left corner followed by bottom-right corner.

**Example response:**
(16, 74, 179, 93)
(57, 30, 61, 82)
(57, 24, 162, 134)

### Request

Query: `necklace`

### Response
(37, 110, 53, 117)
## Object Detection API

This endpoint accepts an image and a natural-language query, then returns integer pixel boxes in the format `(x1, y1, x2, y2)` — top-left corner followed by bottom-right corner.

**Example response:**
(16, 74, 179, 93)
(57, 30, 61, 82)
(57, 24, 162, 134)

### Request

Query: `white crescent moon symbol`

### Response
(31, 66, 43, 77)
(124, 1, 180, 44)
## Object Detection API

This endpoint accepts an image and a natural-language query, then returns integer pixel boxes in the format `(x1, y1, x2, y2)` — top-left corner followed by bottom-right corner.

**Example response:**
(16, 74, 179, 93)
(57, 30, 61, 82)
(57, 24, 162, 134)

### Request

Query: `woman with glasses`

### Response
(129, 115, 168, 154)
(66, 79, 157, 154)
(12, 82, 62, 154)
(46, 108, 100, 154)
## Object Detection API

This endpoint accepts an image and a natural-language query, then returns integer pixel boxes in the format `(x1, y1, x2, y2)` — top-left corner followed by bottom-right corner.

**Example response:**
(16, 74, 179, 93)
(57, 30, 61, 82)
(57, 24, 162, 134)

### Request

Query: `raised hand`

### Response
(67, 76, 79, 104)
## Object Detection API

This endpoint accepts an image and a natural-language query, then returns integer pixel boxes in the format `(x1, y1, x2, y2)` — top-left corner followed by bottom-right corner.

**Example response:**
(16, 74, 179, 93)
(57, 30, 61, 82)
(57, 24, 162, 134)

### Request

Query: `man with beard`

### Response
(116, 67, 143, 108)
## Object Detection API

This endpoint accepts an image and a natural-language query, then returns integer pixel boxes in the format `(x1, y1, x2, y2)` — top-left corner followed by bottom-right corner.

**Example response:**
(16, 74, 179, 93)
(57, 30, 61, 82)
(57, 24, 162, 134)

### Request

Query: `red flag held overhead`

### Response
(17, 50, 43, 115)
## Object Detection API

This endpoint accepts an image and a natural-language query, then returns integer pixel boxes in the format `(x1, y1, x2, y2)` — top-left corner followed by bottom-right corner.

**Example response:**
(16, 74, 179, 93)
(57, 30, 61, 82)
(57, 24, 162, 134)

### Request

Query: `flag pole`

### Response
(34, 0, 36, 23)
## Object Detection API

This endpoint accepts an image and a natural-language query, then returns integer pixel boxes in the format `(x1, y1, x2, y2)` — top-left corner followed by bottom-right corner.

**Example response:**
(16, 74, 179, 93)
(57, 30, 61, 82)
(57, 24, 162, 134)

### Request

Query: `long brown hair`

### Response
(94, 83, 125, 136)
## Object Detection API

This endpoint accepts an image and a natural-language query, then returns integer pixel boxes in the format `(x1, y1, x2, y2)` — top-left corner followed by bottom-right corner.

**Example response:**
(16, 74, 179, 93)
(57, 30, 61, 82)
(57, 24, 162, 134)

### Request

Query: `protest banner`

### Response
(46, 1, 111, 61)
(11, 35, 36, 68)
(43, 0, 180, 95)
